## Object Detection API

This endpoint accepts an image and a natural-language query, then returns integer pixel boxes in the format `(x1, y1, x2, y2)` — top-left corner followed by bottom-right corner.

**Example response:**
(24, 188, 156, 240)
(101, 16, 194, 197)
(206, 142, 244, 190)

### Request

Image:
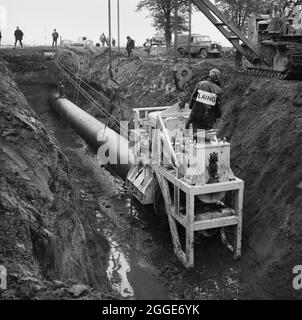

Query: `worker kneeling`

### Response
(187, 68, 222, 135)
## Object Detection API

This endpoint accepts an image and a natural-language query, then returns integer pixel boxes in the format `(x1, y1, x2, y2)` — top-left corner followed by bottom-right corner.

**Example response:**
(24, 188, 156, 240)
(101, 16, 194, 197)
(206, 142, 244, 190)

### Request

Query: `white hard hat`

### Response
(209, 68, 221, 80)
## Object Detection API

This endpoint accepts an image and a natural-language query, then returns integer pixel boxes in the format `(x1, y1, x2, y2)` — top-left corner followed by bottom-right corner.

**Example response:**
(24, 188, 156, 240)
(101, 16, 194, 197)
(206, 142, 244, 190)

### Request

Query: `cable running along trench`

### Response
(53, 58, 129, 133)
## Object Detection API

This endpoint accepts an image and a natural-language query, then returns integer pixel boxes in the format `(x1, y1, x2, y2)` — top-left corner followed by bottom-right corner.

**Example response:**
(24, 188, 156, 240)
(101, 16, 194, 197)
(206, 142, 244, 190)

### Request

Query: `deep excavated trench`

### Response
(11, 58, 242, 299)
(18, 82, 172, 299)
(5, 48, 302, 299)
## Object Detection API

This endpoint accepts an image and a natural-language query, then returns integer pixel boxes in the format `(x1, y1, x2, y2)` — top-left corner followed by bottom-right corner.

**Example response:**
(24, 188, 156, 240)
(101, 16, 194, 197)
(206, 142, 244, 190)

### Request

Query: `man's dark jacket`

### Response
(14, 29, 24, 40)
(126, 39, 135, 52)
(188, 78, 222, 130)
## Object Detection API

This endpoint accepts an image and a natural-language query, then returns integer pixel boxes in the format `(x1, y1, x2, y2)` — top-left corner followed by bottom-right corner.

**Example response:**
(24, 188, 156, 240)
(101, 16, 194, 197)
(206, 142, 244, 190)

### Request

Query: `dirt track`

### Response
(1, 47, 302, 299)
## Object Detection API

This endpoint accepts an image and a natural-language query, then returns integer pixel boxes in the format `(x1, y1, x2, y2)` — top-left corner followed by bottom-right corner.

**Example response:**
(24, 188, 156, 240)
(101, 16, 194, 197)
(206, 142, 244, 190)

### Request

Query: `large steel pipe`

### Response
(48, 92, 134, 180)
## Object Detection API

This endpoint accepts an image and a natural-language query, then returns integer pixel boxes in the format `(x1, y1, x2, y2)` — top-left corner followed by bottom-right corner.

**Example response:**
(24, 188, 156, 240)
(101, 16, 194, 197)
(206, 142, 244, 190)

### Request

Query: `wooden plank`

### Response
(185, 194, 195, 268)
(157, 114, 180, 169)
(174, 185, 180, 215)
(155, 170, 187, 265)
(167, 213, 187, 266)
(156, 167, 191, 193)
(194, 216, 239, 231)
(234, 184, 244, 259)
(174, 166, 180, 217)
(168, 205, 187, 227)
(134, 107, 168, 113)
(190, 179, 244, 195)
(155, 171, 171, 205)
(156, 167, 244, 196)
(161, 112, 191, 119)
(195, 208, 235, 221)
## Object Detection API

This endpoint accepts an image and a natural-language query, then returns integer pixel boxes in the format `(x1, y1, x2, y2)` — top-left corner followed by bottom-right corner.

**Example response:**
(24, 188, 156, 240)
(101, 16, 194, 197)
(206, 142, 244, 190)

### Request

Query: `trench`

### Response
(7, 51, 244, 300)
(19, 82, 171, 300)
(3, 48, 301, 299)
(18, 82, 243, 300)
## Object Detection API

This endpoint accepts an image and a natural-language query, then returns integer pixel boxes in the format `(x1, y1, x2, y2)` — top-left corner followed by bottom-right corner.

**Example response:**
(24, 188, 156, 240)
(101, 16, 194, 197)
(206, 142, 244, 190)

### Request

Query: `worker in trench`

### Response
(58, 82, 65, 98)
(186, 68, 222, 139)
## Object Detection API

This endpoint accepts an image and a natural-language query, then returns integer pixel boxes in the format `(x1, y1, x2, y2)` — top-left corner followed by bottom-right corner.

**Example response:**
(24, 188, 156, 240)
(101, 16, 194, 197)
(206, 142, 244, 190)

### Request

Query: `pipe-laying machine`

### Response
(126, 65, 244, 268)
(50, 85, 244, 269)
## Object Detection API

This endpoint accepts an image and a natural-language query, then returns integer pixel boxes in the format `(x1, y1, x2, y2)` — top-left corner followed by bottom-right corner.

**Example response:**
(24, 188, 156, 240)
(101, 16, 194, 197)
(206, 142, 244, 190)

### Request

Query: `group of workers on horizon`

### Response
(1, 27, 137, 62)
(1, 26, 223, 131)
(100, 33, 116, 47)
(100, 33, 136, 60)
(0, 27, 59, 48)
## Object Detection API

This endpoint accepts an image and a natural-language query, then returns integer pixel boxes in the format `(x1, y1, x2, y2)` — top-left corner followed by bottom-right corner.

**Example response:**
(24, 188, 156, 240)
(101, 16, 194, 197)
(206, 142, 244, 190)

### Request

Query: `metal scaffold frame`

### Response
(128, 106, 244, 269)
(155, 166, 244, 268)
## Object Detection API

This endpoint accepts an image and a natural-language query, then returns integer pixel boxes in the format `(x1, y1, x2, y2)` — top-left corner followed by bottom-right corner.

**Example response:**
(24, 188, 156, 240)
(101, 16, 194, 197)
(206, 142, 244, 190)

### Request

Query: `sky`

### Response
(0, 0, 230, 46)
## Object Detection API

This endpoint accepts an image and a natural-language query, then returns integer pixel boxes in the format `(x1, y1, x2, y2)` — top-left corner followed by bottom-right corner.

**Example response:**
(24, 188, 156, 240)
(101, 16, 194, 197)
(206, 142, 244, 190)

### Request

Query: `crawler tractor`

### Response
(192, 0, 302, 79)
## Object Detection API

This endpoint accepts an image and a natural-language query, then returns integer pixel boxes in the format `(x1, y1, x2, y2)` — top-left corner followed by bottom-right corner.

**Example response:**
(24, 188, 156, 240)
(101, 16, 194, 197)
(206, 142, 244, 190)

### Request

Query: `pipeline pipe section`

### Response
(48, 92, 134, 180)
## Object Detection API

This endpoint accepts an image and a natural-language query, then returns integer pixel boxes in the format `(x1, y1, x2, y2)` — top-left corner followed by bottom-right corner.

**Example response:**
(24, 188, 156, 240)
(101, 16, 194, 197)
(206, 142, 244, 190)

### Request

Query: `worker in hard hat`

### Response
(187, 68, 222, 131)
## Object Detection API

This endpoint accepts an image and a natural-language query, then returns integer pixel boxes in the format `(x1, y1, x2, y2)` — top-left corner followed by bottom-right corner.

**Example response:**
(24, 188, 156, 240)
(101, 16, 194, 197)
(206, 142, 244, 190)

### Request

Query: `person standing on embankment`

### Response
(14, 27, 24, 48)
(126, 36, 135, 60)
(52, 29, 59, 47)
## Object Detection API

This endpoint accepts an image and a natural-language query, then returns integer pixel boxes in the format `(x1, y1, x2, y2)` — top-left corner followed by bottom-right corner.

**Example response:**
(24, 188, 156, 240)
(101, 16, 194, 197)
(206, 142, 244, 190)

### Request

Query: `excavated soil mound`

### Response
(219, 77, 302, 299)
(0, 58, 110, 299)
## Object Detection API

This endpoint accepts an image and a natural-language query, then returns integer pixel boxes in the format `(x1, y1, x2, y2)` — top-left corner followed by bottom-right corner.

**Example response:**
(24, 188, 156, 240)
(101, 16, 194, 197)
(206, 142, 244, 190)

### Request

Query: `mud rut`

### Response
(17, 81, 243, 300)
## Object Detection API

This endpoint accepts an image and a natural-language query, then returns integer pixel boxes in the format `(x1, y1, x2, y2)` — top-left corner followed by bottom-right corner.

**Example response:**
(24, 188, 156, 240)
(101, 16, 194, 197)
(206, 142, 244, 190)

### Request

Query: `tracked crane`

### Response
(192, 0, 302, 79)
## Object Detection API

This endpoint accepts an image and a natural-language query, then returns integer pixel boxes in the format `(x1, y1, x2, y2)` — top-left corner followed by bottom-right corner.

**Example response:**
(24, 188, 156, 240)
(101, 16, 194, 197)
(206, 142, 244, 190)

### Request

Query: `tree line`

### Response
(136, 0, 289, 47)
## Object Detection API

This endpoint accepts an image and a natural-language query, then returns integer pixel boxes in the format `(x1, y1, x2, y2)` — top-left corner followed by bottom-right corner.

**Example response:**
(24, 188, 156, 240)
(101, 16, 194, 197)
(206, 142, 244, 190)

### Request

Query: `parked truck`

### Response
(176, 34, 222, 58)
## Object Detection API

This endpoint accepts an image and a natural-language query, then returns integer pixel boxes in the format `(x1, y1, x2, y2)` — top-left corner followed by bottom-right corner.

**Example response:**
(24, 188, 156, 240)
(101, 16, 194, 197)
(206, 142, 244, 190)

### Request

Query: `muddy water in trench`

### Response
(20, 84, 171, 300)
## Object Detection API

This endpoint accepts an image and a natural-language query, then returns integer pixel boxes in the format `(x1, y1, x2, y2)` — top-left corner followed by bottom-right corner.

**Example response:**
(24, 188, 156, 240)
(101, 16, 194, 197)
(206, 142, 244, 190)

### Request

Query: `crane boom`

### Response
(192, 0, 261, 62)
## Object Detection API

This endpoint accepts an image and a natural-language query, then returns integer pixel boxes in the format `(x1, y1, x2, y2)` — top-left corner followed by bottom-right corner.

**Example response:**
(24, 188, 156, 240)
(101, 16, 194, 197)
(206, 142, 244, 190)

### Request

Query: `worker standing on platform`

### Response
(52, 29, 59, 47)
(14, 27, 24, 48)
(126, 36, 135, 60)
(187, 68, 222, 131)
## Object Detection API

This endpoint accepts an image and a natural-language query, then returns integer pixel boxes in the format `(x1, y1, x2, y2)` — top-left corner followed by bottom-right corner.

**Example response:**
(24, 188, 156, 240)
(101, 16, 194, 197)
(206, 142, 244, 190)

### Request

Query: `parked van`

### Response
(176, 34, 221, 58)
